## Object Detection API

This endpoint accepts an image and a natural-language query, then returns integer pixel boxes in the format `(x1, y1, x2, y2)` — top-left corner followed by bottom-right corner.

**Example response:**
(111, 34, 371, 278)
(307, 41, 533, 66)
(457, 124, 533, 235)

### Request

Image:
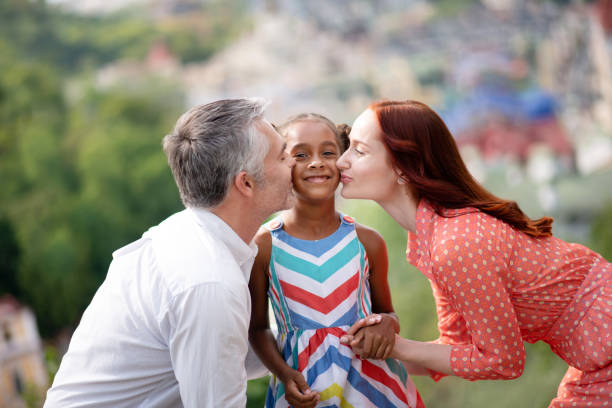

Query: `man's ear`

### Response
(234, 170, 255, 198)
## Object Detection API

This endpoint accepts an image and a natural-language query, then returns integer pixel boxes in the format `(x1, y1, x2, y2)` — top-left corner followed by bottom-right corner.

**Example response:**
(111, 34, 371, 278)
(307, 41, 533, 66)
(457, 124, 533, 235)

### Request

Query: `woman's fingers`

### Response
(343, 314, 382, 338)
(370, 337, 386, 359)
(381, 342, 393, 360)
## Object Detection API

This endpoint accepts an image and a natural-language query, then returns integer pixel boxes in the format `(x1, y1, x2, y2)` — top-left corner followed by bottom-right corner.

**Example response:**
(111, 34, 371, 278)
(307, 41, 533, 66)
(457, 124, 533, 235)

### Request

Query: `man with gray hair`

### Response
(44, 98, 295, 407)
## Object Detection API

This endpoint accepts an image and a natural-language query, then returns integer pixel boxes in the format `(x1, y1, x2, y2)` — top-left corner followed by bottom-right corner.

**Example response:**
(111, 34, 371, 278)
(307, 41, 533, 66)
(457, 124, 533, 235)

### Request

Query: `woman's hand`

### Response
(280, 369, 320, 408)
(340, 314, 397, 359)
(340, 314, 382, 344)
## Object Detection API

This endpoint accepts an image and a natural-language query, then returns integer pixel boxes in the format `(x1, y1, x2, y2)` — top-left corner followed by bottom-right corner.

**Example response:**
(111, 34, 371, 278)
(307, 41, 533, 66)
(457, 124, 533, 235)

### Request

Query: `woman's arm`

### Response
(341, 316, 453, 375)
(354, 224, 399, 359)
(248, 229, 319, 408)
(392, 337, 453, 375)
(345, 224, 526, 381)
(430, 233, 526, 380)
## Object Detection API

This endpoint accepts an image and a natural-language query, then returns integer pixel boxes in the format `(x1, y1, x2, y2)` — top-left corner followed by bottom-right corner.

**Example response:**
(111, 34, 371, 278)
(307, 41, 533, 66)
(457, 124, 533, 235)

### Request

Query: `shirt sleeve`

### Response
(168, 282, 249, 407)
(426, 279, 472, 381)
(431, 234, 525, 381)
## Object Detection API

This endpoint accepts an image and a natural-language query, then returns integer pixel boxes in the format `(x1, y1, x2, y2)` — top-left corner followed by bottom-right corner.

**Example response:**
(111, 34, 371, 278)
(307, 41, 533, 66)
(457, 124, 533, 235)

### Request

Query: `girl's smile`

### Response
(284, 120, 342, 202)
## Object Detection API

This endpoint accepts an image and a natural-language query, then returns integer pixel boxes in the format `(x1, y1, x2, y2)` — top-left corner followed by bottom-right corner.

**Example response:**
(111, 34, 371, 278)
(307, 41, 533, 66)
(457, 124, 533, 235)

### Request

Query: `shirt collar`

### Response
(188, 207, 258, 267)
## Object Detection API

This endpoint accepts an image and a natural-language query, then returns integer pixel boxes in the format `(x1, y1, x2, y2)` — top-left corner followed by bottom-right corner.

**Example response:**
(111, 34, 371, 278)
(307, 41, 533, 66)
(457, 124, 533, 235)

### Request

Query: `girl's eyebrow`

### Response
(289, 142, 312, 151)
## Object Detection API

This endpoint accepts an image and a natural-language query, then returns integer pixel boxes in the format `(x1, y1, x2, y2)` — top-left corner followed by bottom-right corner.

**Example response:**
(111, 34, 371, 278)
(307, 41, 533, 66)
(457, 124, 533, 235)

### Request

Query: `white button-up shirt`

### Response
(44, 208, 259, 407)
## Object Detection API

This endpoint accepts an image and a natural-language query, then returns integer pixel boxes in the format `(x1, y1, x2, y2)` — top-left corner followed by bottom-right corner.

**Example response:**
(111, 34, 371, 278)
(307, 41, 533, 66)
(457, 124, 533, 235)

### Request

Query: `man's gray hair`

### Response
(163, 98, 270, 208)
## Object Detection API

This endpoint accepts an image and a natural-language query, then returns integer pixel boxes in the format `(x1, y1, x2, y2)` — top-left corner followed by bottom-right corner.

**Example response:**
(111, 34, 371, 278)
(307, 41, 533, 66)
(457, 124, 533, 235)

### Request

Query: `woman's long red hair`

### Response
(370, 100, 553, 238)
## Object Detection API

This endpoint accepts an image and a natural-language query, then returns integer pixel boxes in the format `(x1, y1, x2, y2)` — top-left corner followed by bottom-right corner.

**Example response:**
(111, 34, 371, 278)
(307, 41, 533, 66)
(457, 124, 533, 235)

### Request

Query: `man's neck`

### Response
(210, 196, 262, 245)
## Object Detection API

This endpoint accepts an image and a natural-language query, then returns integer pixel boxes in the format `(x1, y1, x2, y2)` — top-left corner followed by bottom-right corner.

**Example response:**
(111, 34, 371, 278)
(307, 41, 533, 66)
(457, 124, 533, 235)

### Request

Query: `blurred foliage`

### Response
(0, 0, 251, 71)
(591, 200, 612, 261)
(21, 382, 46, 408)
(0, 0, 253, 336)
(247, 377, 270, 407)
(0, 217, 21, 296)
(44, 345, 61, 385)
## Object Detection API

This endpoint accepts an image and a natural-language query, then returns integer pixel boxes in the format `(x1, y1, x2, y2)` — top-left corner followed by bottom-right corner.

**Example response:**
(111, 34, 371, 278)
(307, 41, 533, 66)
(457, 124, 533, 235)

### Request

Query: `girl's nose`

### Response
(308, 160, 324, 169)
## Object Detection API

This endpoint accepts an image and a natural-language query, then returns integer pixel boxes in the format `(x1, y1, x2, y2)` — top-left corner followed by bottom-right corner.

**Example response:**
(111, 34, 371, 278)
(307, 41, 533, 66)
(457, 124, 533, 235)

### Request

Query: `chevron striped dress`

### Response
(264, 215, 423, 408)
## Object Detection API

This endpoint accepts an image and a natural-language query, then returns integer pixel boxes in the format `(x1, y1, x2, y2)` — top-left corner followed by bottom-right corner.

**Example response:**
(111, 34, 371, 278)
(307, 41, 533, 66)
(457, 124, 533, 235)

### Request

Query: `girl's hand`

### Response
(280, 369, 320, 408)
(340, 314, 397, 359)
(356, 314, 397, 359)
(340, 314, 382, 344)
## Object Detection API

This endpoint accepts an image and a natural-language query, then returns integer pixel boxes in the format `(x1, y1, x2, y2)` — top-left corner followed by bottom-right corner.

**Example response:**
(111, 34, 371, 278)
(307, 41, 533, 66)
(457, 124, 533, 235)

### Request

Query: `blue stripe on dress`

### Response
(274, 222, 354, 257)
(347, 364, 396, 407)
(287, 304, 359, 330)
(304, 345, 398, 408)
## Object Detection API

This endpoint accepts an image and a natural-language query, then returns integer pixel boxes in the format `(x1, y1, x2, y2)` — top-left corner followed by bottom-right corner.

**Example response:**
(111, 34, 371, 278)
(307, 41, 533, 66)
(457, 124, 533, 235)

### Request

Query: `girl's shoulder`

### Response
(352, 219, 386, 254)
(253, 226, 273, 261)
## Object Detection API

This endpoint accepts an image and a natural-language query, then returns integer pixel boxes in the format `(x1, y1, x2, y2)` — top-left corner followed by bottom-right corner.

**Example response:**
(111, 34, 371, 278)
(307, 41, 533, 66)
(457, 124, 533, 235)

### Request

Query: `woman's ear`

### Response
(395, 169, 406, 185)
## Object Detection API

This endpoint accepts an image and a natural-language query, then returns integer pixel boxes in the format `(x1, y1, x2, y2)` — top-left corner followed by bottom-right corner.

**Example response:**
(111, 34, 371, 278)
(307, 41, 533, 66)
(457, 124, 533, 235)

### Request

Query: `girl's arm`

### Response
(248, 229, 319, 408)
(354, 224, 400, 359)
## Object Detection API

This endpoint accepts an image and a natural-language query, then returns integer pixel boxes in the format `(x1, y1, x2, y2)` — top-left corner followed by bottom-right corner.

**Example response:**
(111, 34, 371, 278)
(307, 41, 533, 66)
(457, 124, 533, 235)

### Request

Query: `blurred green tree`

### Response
(0, 217, 21, 296)
(591, 201, 612, 260)
(0, 0, 252, 336)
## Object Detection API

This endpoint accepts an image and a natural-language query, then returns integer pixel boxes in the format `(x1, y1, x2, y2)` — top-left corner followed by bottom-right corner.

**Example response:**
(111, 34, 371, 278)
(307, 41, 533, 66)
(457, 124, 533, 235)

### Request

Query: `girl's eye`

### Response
(293, 152, 307, 160)
(322, 151, 337, 157)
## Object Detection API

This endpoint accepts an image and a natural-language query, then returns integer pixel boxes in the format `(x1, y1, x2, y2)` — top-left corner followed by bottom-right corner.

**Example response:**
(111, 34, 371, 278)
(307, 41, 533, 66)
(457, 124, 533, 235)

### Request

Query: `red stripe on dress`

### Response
(268, 271, 289, 332)
(361, 359, 409, 405)
(416, 391, 426, 408)
(280, 274, 359, 314)
(297, 327, 346, 372)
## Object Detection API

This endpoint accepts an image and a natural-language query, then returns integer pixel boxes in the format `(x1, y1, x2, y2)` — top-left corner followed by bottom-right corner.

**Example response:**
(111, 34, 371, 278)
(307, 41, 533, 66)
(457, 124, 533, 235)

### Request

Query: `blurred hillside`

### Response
(1, 0, 611, 406)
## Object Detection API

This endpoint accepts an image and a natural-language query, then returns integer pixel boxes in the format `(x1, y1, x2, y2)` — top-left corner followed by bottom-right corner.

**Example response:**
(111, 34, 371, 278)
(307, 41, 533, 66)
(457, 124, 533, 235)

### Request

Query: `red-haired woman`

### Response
(336, 100, 611, 407)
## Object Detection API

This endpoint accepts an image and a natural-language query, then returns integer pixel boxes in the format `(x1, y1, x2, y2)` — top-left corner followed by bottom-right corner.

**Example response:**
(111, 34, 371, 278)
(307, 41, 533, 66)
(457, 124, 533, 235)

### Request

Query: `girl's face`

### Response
(336, 109, 398, 202)
(285, 120, 342, 202)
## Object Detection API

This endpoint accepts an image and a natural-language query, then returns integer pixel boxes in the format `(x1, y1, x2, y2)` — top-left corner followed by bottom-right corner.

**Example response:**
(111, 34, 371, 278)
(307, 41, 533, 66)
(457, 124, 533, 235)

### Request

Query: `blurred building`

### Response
(0, 296, 47, 408)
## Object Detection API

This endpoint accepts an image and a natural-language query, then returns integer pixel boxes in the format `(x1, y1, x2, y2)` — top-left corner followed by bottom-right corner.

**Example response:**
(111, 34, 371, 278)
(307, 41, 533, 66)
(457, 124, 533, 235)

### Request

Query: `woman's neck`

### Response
(376, 188, 419, 233)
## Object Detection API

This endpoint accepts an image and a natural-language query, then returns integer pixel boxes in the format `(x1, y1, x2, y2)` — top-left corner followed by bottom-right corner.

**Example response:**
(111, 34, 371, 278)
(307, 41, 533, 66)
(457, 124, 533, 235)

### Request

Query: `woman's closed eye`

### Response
(352, 146, 365, 156)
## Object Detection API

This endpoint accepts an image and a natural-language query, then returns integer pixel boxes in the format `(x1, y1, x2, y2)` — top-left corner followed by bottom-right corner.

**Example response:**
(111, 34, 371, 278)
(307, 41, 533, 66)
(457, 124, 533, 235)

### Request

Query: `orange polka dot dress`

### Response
(406, 200, 611, 407)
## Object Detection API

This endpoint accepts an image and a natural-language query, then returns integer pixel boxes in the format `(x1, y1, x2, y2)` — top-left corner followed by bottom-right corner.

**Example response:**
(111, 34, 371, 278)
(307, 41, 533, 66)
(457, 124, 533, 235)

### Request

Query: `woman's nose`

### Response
(337, 152, 348, 169)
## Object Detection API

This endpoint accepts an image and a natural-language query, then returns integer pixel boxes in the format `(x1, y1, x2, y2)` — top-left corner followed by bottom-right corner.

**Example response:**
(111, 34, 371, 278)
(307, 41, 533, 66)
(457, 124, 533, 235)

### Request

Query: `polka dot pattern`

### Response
(406, 200, 611, 404)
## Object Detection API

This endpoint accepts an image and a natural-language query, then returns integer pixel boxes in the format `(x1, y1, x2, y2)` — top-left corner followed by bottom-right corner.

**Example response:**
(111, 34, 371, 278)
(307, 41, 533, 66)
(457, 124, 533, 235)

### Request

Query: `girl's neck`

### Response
(282, 197, 340, 240)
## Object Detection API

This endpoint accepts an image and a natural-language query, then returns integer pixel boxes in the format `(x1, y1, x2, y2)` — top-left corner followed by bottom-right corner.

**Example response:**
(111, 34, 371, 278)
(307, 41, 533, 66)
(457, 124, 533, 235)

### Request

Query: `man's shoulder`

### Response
(145, 210, 243, 295)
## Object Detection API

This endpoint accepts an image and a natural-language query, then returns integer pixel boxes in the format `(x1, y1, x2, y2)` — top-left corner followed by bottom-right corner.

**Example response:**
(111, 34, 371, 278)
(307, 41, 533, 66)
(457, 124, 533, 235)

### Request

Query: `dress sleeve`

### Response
(431, 234, 525, 381)
(168, 282, 249, 407)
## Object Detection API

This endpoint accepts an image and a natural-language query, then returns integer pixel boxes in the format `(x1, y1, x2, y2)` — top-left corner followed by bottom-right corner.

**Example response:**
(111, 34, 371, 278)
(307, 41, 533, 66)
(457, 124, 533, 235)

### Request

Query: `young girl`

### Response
(248, 114, 424, 408)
